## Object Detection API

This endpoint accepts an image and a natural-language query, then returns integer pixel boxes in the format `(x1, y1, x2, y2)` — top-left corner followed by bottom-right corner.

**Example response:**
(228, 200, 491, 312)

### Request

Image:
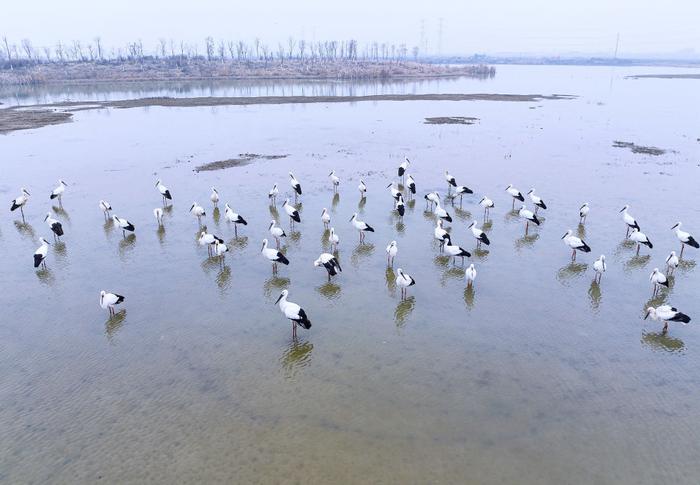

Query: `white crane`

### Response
(650, 268, 669, 296)
(99, 200, 112, 220)
(321, 208, 331, 228)
(629, 228, 652, 255)
(387, 182, 401, 202)
(527, 188, 547, 214)
(506, 184, 525, 209)
(45, 213, 64, 239)
(190, 202, 206, 224)
(395, 194, 405, 218)
(593, 255, 606, 282)
(289, 172, 302, 201)
(275, 289, 311, 338)
(406, 174, 416, 196)
(386, 240, 398, 267)
(358, 179, 367, 198)
(153, 207, 163, 226)
(282, 199, 301, 227)
(579, 203, 589, 224)
(10, 188, 31, 221)
(445, 171, 457, 191)
(561, 229, 591, 261)
(469, 221, 490, 248)
(329, 170, 340, 192)
(112, 215, 134, 238)
(444, 238, 472, 265)
(269, 219, 287, 247)
(449, 185, 473, 206)
(465, 264, 477, 287)
(213, 240, 229, 268)
(49, 180, 68, 204)
(268, 183, 279, 204)
(314, 253, 342, 281)
(434, 200, 452, 223)
(398, 157, 410, 179)
(210, 187, 220, 206)
(644, 305, 691, 333)
(224, 203, 247, 237)
(395, 268, 416, 299)
(262, 238, 290, 273)
(349, 213, 374, 242)
(424, 191, 440, 210)
(155, 180, 172, 205)
(671, 222, 699, 257)
(434, 219, 450, 251)
(620, 205, 640, 236)
(33, 237, 50, 269)
(198, 231, 224, 256)
(100, 291, 125, 316)
(666, 251, 679, 276)
(329, 227, 340, 251)
(519, 205, 540, 233)
(479, 196, 494, 218)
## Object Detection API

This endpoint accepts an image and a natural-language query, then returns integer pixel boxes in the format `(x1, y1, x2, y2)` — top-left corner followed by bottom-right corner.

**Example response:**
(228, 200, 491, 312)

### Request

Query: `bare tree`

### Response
(205, 36, 214, 61)
(227, 41, 236, 61)
(43, 46, 52, 62)
(277, 42, 285, 64)
(254, 37, 260, 60)
(412, 46, 419, 61)
(21, 39, 34, 61)
(158, 38, 167, 58)
(287, 37, 296, 60)
(217, 39, 226, 63)
(3, 36, 13, 69)
(88, 43, 96, 61)
(298, 39, 306, 61)
(95, 37, 103, 60)
(55, 41, 65, 63)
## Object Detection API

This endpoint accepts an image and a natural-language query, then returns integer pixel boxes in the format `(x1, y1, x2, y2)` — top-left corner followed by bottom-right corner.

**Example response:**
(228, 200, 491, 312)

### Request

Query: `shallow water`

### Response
(1, 65, 700, 484)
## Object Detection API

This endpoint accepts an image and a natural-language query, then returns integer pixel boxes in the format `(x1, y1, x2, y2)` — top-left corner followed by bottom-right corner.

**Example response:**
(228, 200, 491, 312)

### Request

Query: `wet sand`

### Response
(194, 154, 289, 172)
(627, 74, 700, 80)
(0, 92, 573, 134)
(424, 116, 479, 125)
(613, 140, 668, 156)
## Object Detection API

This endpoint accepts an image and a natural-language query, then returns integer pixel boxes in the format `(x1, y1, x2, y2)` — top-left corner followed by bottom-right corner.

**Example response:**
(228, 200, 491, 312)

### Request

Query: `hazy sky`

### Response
(4, 0, 700, 56)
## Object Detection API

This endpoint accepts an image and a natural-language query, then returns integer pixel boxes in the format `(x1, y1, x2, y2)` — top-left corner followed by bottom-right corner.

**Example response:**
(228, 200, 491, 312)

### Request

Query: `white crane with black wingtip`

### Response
(518, 205, 540, 233)
(424, 191, 440, 210)
(156, 180, 172, 205)
(644, 305, 691, 334)
(666, 251, 679, 276)
(10, 188, 31, 221)
(49, 180, 68, 205)
(283, 199, 301, 227)
(406, 174, 416, 197)
(262, 238, 290, 274)
(434, 200, 452, 223)
(314, 253, 342, 281)
(349, 213, 374, 242)
(269, 220, 287, 248)
(112, 215, 134, 238)
(395, 268, 416, 299)
(190, 202, 205, 224)
(289, 172, 302, 201)
(444, 238, 471, 265)
(671, 222, 699, 257)
(650, 268, 669, 296)
(527, 188, 547, 214)
(210, 187, 220, 206)
(629, 228, 652, 255)
(224, 203, 247, 237)
(579, 203, 589, 224)
(199, 231, 224, 256)
(561, 229, 591, 261)
(619, 205, 640, 236)
(268, 184, 279, 204)
(449, 185, 473, 206)
(506, 184, 525, 209)
(33, 237, 50, 269)
(469, 221, 490, 248)
(100, 290, 125, 316)
(398, 157, 410, 180)
(434, 219, 450, 252)
(45, 213, 65, 240)
(386, 240, 398, 267)
(275, 289, 311, 338)
(329, 171, 340, 192)
(99, 200, 112, 220)
(445, 171, 457, 192)
(358, 179, 367, 199)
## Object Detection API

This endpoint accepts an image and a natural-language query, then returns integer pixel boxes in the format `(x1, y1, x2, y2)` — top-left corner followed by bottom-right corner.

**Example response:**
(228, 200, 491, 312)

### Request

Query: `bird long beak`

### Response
(671, 224, 678, 229)
(155, 181, 159, 187)
(561, 233, 568, 239)
(274, 294, 283, 304)
(348, 215, 354, 221)
(644, 310, 650, 320)
(25, 191, 31, 196)
(619, 207, 625, 213)
(386, 183, 392, 188)
(328, 171, 333, 176)
(260, 243, 265, 251)
(44, 215, 49, 221)
(190, 204, 195, 211)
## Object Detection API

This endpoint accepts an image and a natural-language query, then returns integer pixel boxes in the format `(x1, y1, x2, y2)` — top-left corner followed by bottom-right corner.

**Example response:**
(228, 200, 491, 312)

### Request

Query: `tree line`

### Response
(1, 36, 423, 69)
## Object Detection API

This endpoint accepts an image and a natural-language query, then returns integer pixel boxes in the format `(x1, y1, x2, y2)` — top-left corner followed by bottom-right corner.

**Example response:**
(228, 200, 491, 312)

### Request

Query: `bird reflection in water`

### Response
(316, 281, 341, 300)
(557, 262, 588, 284)
(230, 235, 248, 249)
(35, 267, 55, 286)
(351, 242, 374, 267)
(280, 340, 314, 379)
(641, 331, 685, 354)
(331, 193, 340, 210)
(385, 267, 396, 295)
(504, 209, 519, 224)
(212, 207, 221, 226)
(515, 233, 539, 250)
(52, 205, 70, 222)
(320, 228, 330, 249)
(264, 275, 290, 297)
(289, 230, 302, 245)
(464, 285, 476, 309)
(577, 223, 586, 239)
(157, 225, 166, 245)
(454, 207, 471, 222)
(269, 205, 280, 220)
(53, 240, 68, 262)
(623, 254, 651, 272)
(677, 258, 697, 273)
(441, 267, 465, 286)
(395, 221, 406, 234)
(14, 220, 36, 240)
(406, 198, 416, 213)
(588, 280, 602, 311)
(103, 218, 114, 237)
(433, 254, 450, 268)
(357, 197, 367, 212)
(105, 310, 127, 342)
(118, 234, 136, 258)
(482, 220, 493, 232)
(394, 296, 416, 327)
(216, 265, 232, 291)
(473, 247, 489, 261)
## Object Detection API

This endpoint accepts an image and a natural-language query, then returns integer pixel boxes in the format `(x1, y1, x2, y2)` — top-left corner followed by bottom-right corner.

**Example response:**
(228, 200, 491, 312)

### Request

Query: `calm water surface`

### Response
(1, 65, 700, 484)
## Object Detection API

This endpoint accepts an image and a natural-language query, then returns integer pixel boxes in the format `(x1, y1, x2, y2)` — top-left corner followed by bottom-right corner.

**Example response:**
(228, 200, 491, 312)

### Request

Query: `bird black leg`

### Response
(234, 225, 238, 238)
(680, 244, 685, 258)
(636, 244, 640, 256)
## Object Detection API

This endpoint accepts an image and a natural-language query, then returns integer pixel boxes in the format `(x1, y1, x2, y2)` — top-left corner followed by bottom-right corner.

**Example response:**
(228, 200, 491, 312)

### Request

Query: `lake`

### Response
(1, 65, 700, 484)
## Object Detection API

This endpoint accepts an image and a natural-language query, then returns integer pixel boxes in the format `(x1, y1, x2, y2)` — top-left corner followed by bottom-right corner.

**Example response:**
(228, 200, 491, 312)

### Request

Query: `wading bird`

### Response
(156, 180, 172, 205)
(650, 268, 669, 296)
(10, 188, 31, 220)
(469, 221, 490, 248)
(224, 203, 247, 237)
(190, 202, 205, 224)
(213, 240, 229, 268)
(671, 222, 699, 257)
(398, 157, 410, 179)
(358, 179, 367, 198)
(45, 213, 64, 239)
(153, 207, 163, 226)
(593, 255, 606, 282)
(396, 268, 416, 299)
(49, 180, 68, 204)
(506, 184, 525, 209)
(465, 263, 477, 287)
(199, 231, 224, 256)
(406, 174, 416, 196)
(112, 215, 134, 238)
(644, 305, 691, 334)
(321, 208, 331, 228)
(100, 290, 125, 316)
(519, 205, 540, 233)
(350, 213, 374, 242)
(479, 196, 494, 218)
(434, 200, 452, 223)
(434, 219, 450, 251)
(314, 253, 342, 281)
(445, 171, 457, 191)
(629, 228, 652, 255)
(268, 184, 279, 204)
(282, 199, 301, 227)
(387, 182, 401, 202)
(99, 200, 112, 220)
(329, 227, 339, 250)
(449, 185, 473, 206)
(269, 219, 286, 247)
(210, 187, 220, 206)
(620, 205, 640, 236)
(395, 194, 405, 218)
(528, 189, 547, 214)
(275, 289, 311, 338)
(33, 237, 50, 269)
(262, 238, 290, 273)
(329, 171, 340, 192)
(579, 203, 589, 224)
(666, 251, 679, 275)
(289, 172, 302, 201)
(561, 229, 591, 261)
(386, 240, 398, 266)
(424, 191, 440, 210)
(444, 238, 471, 265)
